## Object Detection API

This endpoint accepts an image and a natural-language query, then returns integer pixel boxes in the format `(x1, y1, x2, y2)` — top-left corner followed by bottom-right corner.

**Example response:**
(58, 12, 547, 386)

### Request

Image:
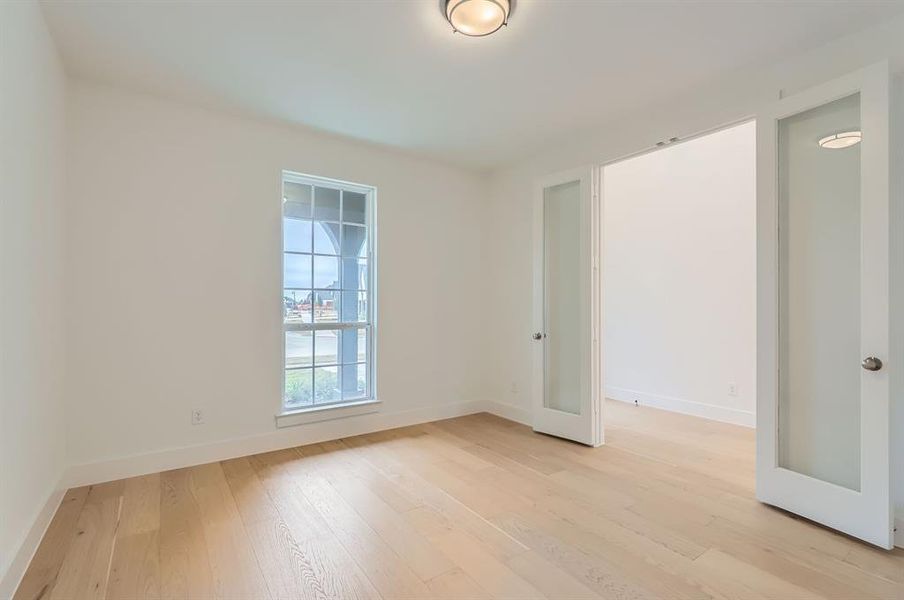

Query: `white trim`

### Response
(606, 386, 755, 428)
(63, 400, 485, 488)
(0, 483, 66, 600)
(276, 399, 381, 427)
(485, 400, 533, 426)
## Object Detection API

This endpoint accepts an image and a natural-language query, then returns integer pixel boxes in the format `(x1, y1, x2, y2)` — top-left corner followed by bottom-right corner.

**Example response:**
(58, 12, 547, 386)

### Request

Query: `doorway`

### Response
(601, 120, 757, 428)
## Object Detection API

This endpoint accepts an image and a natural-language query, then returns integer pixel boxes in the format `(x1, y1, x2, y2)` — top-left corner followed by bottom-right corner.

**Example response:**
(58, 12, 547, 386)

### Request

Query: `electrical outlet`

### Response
(191, 409, 204, 425)
(728, 383, 738, 396)
(510, 382, 519, 394)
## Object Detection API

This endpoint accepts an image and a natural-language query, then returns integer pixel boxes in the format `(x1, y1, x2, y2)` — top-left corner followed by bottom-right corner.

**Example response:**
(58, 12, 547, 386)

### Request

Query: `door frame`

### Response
(755, 61, 893, 548)
(531, 166, 603, 447)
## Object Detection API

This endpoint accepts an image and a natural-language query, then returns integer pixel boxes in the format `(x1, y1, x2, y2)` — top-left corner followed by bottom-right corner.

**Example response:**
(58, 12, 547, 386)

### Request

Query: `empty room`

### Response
(2, 1, 903, 599)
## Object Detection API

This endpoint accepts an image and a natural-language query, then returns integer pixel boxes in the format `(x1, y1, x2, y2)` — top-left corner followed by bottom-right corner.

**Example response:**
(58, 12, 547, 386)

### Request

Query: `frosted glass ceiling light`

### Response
(445, 0, 511, 37)
(818, 131, 861, 149)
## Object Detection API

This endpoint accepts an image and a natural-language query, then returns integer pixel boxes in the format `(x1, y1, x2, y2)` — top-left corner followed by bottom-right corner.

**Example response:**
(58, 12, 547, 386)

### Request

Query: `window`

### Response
(282, 172, 375, 413)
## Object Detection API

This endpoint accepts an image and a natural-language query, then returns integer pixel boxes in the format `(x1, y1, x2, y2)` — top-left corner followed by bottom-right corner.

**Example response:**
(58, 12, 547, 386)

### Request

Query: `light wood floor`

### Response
(16, 401, 904, 600)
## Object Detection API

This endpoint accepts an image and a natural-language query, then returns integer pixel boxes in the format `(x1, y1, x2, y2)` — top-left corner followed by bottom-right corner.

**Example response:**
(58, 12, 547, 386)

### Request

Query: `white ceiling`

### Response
(40, 0, 904, 170)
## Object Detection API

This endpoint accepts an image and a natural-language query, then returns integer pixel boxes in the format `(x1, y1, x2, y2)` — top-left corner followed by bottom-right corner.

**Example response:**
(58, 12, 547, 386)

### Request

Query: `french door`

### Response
(532, 167, 603, 446)
(756, 62, 894, 548)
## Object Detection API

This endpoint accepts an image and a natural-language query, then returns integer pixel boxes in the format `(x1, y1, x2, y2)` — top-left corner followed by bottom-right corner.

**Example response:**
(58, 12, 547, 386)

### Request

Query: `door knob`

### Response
(861, 356, 883, 371)
(532, 332, 543, 340)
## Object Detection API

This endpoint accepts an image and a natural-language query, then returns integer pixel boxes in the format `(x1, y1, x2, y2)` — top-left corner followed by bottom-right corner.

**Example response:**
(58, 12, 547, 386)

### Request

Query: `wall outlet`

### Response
(191, 409, 204, 425)
(728, 383, 738, 396)
(510, 382, 519, 394)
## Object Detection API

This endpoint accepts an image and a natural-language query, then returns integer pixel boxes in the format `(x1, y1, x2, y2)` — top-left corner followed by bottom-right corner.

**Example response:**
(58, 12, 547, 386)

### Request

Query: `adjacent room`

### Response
(2, 1, 903, 599)
(602, 121, 757, 428)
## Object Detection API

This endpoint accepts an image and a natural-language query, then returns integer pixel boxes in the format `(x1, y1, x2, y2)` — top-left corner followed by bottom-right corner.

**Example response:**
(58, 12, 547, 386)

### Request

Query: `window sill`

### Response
(275, 398, 381, 428)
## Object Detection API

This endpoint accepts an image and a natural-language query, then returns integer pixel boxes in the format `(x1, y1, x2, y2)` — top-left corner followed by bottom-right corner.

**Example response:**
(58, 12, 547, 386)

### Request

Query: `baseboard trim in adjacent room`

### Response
(484, 400, 533, 426)
(0, 483, 66, 600)
(64, 400, 486, 488)
(606, 386, 755, 428)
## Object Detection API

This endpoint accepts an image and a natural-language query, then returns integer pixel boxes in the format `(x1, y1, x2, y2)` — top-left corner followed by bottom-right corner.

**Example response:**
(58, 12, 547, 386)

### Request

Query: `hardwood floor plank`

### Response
(425, 568, 491, 600)
(701, 516, 895, 600)
(321, 465, 456, 580)
(427, 529, 545, 599)
(186, 462, 272, 598)
(246, 450, 336, 543)
(158, 468, 215, 599)
(48, 482, 124, 600)
(693, 549, 826, 600)
(247, 450, 383, 600)
(287, 464, 432, 598)
(431, 418, 563, 476)
(222, 456, 313, 600)
(14, 487, 90, 600)
(834, 542, 904, 585)
(333, 438, 425, 513)
(490, 512, 659, 600)
(493, 510, 709, 600)
(504, 551, 601, 600)
(223, 456, 377, 600)
(105, 474, 161, 599)
(340, 437, 530, 561)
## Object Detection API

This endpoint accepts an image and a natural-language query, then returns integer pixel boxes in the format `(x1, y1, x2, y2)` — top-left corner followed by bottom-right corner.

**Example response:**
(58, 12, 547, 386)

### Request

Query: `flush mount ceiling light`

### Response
(444, 0, 512, 37)
(818, 130, 862, 149)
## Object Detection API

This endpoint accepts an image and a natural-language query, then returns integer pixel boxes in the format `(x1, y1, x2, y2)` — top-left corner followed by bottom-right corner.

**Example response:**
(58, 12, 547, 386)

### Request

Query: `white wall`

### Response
(63, 82, 489, 479)
(483, 15, 904, 540)
(602, 122, 756, 427)
(0, 1, 69, 595)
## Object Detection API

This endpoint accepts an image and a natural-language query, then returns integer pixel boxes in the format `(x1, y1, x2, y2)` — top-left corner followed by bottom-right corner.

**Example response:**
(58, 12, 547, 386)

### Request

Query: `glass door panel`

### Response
(777, 93, 861, 491)
(543, 180, 582, 415)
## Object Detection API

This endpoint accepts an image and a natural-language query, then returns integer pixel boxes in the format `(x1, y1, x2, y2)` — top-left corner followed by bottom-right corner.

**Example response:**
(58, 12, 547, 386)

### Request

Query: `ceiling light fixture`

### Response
(444, 0, 512, 37)
(817, 130, 861, 149)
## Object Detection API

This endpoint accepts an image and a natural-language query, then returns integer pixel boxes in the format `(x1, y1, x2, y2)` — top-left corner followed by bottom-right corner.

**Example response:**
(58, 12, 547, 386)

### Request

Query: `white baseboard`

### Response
(606, 386, 755, 428)
(65, 400, 486, 488)
(485, 400, 532, 426)
(0, 482, 66, 600)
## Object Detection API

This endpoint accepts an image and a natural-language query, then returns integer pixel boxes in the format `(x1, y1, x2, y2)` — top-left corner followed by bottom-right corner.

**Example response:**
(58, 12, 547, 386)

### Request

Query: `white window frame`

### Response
(277, 171, 378, 426)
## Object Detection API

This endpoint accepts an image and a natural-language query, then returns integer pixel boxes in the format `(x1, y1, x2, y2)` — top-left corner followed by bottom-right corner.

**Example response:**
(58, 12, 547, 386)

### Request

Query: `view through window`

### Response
(282, 172, 374, 410)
